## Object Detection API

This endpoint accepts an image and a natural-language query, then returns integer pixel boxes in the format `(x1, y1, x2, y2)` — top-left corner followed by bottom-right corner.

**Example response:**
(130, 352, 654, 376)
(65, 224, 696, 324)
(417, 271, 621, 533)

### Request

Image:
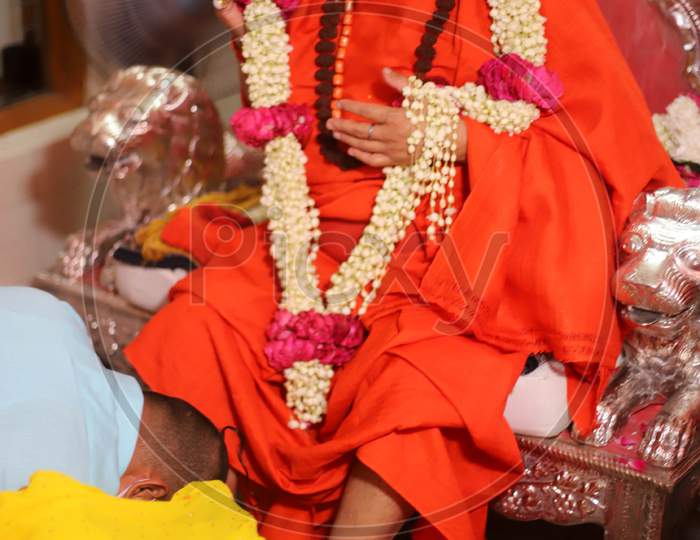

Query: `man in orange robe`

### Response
(126, 1, 681, 538)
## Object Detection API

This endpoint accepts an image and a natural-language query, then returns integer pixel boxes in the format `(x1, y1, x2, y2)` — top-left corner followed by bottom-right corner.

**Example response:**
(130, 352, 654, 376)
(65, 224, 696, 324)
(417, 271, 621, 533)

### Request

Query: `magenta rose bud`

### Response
(266, 309, 294, 340)
(264, 340, 296, 371)
(230, 104, 313, 148)
(477, 54, 564, 113)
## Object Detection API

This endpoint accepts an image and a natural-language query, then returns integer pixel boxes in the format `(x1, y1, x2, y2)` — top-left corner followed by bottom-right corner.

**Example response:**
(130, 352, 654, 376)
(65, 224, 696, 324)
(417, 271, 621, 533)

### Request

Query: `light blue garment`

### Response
(0, 287, 144, 495)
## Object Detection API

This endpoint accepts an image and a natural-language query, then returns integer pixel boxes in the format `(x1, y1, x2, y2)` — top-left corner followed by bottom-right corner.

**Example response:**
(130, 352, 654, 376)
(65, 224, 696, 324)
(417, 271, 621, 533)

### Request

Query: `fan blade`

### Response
(64, 0, 226, 71)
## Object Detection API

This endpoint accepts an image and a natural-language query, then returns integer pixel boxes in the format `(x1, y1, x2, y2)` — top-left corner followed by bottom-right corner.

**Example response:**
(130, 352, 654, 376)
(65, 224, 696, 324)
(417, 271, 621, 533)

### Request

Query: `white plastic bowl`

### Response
(114, 261, 188, 313)
(504, 360, 571, 438)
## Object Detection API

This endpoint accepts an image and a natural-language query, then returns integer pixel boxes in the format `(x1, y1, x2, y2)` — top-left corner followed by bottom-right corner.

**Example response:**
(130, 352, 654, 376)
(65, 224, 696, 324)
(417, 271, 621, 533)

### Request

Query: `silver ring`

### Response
(213, 0, 233, 10)
(367, 123, 375, 140)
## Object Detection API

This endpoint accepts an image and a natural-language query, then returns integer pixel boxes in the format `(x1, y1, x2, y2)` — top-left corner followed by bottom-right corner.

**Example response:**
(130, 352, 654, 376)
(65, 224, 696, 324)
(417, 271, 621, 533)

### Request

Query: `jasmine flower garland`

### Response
(235, 0, 562, 428)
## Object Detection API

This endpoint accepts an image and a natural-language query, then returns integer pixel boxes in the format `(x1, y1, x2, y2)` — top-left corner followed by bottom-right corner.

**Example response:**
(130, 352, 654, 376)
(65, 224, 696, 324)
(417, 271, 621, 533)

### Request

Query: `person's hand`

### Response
(214, 0, 245, 39)
(326, 68, 467, 168)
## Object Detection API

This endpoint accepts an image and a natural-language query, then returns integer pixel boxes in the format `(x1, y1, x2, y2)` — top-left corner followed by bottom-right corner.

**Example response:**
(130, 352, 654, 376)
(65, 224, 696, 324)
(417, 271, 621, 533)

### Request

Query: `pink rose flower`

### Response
(478, 61, 513, 101)
(264, 335, 315, 371)
(230, 107, 275, 148)
(266, 309, 294, 340)
(477, 54, 564, 113)
(316, 343, 354, 366)
(264, 309, 366, 372)
(330, 314, 365, 348)
(230, 103, 313, 149)
(287, 311, 308, 338)
(308, 315, 336, 344)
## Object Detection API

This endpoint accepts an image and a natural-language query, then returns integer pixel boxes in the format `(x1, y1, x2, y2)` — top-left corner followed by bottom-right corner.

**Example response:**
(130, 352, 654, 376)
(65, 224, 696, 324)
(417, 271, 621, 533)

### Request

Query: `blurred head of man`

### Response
(118, 392, 229, 500)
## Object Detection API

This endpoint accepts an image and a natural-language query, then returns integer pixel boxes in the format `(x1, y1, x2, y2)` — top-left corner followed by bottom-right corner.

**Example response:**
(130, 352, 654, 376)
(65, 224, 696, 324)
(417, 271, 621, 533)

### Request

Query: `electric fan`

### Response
(63, 0, 236, 97)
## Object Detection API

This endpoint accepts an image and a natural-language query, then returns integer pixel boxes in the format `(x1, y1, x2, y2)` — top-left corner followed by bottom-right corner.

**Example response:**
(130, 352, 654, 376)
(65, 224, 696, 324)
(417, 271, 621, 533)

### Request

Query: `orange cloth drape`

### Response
(126, 1, 680, 538)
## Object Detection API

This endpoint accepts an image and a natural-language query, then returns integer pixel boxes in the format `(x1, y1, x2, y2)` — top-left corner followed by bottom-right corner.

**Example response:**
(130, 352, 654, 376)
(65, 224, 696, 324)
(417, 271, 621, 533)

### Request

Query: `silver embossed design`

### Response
(492, 450, 608, 524)
(651, 0, 700, 92)
(578, 188, 700, 468)
(55, 66, 225, 279)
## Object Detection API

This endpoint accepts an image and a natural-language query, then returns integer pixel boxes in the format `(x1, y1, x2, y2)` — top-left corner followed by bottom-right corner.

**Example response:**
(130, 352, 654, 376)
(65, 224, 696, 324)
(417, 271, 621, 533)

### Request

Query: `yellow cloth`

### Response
(0, 471, 264, 540)
(136, 186, 261, 263)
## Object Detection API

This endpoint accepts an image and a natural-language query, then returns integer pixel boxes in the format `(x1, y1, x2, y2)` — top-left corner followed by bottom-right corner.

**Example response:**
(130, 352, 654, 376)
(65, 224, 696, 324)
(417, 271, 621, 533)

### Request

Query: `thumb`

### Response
(382, 68, 409, 93)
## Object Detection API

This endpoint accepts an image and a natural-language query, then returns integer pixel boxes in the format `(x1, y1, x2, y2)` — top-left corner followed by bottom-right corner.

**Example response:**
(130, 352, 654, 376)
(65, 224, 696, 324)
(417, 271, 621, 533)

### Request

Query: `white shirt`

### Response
(0, 287, 144, 494)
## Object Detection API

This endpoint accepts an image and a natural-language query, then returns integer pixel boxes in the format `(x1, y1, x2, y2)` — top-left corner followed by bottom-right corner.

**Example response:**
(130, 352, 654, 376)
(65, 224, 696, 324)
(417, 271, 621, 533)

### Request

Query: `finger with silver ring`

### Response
(327, 118, 385, 140)
(367, 123, 376, 140)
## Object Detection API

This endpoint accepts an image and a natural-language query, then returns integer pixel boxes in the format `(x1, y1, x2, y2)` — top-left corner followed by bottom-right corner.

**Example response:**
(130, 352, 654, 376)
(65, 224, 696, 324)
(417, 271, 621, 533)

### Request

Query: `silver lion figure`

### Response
(580, 187, 700, 468)
(55, 66, 226, 279)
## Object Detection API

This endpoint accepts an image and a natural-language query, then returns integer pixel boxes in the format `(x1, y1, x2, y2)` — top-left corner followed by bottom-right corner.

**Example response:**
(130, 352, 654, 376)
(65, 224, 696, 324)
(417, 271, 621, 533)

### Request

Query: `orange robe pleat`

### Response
(126, 1, 680, 538)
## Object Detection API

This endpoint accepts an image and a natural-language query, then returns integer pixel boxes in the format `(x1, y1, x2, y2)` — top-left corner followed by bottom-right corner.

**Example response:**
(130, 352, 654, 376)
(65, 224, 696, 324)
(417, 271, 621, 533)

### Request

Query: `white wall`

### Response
(0, 109, 95, 285)
(0, 92, 240, 286)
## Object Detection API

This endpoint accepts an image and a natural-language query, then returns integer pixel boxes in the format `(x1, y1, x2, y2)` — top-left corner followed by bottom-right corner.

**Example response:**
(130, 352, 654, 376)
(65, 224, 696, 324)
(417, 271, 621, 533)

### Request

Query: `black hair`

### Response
(138, 392, 229, 492)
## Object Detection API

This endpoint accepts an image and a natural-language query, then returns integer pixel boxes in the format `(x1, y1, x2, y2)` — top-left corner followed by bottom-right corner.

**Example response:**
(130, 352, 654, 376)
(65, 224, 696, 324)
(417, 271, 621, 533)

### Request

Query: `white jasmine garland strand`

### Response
(404, 78, 460, 238)
(487, 0, 548, 66)
(454, 83, 541, 135)
(262, 135, 324, 313)
(325, 165, 416, 315)
(284, 360, 334, 429)
(240, 0, 292, 106)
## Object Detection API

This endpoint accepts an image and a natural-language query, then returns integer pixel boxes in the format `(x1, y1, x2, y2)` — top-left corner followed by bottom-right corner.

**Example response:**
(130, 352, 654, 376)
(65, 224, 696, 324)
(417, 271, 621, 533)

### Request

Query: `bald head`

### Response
(119, 392, 228, 500)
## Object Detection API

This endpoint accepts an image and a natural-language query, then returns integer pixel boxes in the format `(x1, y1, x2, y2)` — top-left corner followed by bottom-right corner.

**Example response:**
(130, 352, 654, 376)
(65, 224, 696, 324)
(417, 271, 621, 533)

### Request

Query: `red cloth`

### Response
(126, 1, 680, 538)
(597, 0, 691, 113)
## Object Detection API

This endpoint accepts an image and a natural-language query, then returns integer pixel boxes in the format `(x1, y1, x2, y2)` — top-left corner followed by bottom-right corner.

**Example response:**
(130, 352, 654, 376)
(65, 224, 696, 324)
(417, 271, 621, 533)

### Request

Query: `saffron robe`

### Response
(126, 0, 681, 537)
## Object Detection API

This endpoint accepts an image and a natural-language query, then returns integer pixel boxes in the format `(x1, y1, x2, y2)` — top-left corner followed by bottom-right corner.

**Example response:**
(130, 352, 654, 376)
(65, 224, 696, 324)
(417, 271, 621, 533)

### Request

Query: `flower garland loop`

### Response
(236, 0, 562, 428)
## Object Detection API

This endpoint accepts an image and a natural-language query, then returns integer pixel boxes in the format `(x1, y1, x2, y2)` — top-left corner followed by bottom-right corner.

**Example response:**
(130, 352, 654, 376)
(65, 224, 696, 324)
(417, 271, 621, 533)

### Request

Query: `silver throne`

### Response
(491, 2, 700, 539)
